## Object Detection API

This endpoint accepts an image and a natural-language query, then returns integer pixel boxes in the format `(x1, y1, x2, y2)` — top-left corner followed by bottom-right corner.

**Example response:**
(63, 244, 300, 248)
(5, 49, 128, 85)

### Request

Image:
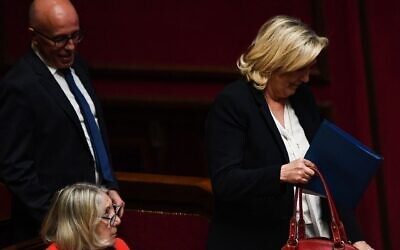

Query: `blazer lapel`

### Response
(26, 50, 84, 134)
(289, 85, 317, 143)
(73, 63, 96, 101)
(72, 63, 107, 135)
(249, 84, 290, 163)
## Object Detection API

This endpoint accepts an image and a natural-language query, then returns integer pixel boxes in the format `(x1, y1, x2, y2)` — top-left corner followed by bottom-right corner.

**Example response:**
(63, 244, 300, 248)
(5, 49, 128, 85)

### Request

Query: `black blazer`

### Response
(0, 49, 118, 241)
(205, 78, 362, 249)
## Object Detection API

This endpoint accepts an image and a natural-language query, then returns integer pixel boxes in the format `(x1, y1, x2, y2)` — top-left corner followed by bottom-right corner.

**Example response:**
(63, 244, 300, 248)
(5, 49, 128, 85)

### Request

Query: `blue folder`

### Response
(304, 120, 383, 208)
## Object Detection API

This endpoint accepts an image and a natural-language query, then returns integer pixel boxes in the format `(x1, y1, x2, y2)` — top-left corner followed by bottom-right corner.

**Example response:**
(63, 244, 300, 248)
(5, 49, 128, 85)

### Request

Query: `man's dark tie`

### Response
(61, 67, 114, 182)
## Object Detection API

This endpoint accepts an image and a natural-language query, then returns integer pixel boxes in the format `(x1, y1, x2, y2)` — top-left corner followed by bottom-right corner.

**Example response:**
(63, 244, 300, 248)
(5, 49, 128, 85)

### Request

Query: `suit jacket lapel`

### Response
(249, 84, 290, 163)
(26, 49, 84, 134)
(289, 86, 317, 143)
(73, 63, 96, 101)
(72, 63, 107, 136)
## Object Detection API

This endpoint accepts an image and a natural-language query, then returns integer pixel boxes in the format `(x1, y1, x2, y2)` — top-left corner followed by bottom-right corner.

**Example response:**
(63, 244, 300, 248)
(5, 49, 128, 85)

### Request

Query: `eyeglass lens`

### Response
(110, 213, 117, 226)
(113, 204, 121, 217)
(54, 32, 83, 48)
(102, 204, 121, 226)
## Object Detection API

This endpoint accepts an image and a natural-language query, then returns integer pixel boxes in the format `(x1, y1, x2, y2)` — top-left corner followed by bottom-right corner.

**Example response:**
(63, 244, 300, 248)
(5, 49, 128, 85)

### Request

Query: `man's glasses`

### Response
(101, 204, 121, 227)
(30, 27, 84, 48)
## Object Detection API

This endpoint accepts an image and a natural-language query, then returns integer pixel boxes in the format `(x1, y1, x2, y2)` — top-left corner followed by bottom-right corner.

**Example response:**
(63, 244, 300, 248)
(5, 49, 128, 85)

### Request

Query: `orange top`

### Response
(46, 237, 130, 250)
(114, 238, 130, 250)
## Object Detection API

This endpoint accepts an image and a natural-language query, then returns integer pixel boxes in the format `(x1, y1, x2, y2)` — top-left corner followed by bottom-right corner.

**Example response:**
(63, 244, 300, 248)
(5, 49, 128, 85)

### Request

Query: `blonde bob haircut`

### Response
(41, 183, 110, 250)
(237, 15, 328, 90)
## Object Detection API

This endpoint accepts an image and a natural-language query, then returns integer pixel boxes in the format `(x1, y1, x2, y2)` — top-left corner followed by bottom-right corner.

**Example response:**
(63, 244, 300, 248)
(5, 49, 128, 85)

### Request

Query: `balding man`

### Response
(0, 0, 124, 243)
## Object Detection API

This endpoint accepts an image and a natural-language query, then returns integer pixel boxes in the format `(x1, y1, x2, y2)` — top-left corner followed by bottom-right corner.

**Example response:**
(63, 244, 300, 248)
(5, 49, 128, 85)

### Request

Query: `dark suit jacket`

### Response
(0, 49, 118, 242)
(205, 78, 362, 250)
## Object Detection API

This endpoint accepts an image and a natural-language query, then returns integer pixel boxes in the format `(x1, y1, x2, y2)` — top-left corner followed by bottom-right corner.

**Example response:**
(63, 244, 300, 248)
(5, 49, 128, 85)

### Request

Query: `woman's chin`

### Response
(104, 235, 117, 247)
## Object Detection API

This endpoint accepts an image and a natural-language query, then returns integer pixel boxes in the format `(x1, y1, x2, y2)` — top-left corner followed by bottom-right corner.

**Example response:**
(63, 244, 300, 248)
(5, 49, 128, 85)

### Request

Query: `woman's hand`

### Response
(108, 190, 125, 218)
(353, 241, 374, 250)
(280, 158, 316, 184)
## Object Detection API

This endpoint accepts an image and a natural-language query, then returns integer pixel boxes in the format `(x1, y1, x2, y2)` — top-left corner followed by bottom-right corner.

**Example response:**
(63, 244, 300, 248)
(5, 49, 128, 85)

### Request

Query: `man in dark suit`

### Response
(0, 0, 124, 243)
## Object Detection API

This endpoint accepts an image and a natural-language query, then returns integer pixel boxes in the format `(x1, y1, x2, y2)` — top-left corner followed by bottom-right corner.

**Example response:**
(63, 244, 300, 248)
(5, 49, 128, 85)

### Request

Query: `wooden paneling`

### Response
(102, 98, 210, 177)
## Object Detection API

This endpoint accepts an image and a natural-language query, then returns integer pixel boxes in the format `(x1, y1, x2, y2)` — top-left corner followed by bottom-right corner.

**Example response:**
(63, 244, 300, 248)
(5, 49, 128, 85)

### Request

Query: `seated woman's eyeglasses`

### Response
(30, 27, 84, 48)
(101, 204, 121, 227)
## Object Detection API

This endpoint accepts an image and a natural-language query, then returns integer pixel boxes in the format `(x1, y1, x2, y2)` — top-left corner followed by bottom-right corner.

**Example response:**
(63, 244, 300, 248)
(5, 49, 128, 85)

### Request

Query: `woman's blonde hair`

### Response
(237, 15, 328, 90)
(41, 183, 110, 250)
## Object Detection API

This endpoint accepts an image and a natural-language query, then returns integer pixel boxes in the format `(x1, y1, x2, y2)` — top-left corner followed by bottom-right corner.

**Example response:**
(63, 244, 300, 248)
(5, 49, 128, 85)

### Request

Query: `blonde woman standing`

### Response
(205, 15, 373, 250)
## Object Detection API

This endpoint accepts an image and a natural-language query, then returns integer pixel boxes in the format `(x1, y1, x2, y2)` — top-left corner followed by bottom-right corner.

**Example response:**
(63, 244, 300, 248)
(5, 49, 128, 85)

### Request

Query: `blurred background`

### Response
(1, 0, 399, 249)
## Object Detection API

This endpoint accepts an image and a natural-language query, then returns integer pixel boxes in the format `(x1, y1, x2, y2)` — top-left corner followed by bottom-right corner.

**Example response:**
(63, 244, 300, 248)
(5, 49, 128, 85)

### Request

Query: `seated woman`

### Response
(41, 183, 129, 250)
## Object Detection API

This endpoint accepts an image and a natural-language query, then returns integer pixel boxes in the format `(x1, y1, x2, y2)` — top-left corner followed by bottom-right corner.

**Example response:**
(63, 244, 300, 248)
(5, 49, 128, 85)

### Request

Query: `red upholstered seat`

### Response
(119, 209, 209, 250)
(0, 183, 11, 220)
(0, 183, 12, 248)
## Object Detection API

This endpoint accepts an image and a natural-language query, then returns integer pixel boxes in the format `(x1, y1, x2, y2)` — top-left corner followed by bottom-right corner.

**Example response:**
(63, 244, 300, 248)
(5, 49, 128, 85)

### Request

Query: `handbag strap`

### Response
(297, 188, 306, 240)
(286, 166, 349, 248)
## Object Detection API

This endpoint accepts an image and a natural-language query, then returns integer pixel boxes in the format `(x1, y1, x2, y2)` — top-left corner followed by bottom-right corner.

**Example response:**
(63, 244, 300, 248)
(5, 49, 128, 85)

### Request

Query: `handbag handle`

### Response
(286, 166, 349, 249)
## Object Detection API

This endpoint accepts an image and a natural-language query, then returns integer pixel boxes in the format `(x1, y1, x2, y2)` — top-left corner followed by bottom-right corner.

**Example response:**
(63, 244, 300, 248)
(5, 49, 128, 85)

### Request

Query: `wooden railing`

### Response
(116, 172, 212, 216)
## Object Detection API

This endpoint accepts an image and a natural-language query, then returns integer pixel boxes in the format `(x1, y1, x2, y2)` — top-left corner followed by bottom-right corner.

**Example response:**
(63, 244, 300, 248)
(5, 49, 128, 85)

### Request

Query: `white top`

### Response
(33, 47, 100, 184)
(270, 101, 329, 238)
